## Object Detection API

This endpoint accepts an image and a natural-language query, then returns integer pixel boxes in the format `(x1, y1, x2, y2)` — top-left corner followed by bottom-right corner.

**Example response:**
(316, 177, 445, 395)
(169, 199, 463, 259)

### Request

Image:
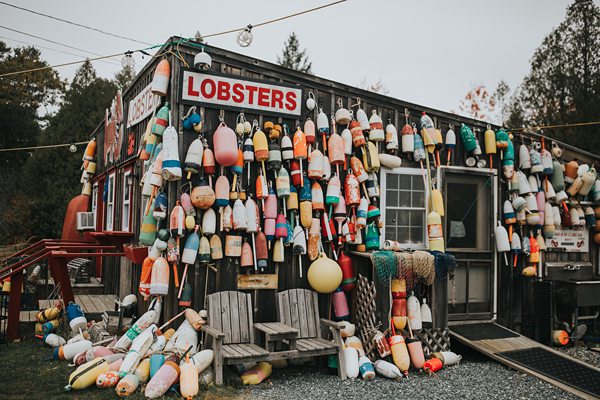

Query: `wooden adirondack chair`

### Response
(202, 290, 299, 385)
(276, 288, 347, 379)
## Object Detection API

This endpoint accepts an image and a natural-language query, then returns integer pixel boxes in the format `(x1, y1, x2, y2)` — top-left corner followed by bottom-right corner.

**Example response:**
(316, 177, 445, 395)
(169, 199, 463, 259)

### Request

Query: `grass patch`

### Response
(0, 340, 243, 400)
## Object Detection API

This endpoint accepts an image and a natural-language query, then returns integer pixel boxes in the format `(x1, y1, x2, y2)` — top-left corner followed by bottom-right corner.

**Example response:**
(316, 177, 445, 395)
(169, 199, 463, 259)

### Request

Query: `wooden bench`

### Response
(202, 291, 301, 385)
(277, 288, 347, 380)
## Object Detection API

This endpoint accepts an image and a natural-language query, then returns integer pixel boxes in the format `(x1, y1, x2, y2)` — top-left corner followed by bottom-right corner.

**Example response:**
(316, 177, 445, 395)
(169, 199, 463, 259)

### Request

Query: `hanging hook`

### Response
(218, 110, 225, 122)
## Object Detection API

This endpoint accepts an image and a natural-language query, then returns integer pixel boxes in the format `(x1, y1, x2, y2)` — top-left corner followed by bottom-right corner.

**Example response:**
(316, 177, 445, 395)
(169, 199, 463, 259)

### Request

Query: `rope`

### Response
(0, 140, 88, 152)
(370, 250, 397, 284)
(430, 251, 457, 280)
(412, 250, 435, 286)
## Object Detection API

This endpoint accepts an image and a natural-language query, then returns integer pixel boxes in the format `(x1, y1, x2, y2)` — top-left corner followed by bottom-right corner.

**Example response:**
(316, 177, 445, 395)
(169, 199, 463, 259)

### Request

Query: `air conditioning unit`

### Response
(76, 212, 96, 231)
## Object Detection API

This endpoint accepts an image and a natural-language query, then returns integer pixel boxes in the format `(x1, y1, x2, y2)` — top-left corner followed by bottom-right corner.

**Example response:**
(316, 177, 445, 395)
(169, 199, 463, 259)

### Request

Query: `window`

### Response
(105, 172, 115, 231)
(381, 168, 427, 249)
(91, 183, 98, 214)
(443, 171, 492, 251)
(122, 170, 131, 232)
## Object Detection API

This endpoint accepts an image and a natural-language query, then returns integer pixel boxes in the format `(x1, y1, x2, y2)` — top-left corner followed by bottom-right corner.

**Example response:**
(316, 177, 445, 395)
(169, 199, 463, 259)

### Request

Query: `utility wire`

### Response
(509, 121, 600, 131)
(0, 141, 88, 152)
(0, 0, 348, 78)
(0, 1, 152, 45)
(0, 34, 123, 67)
(0, 25, 114, 59)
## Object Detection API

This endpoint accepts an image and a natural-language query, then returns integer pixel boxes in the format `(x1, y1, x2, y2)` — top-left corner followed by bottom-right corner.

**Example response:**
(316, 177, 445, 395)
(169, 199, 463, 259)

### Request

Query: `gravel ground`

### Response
(239, 356, 580, 400)
(559, 344, 600, 368)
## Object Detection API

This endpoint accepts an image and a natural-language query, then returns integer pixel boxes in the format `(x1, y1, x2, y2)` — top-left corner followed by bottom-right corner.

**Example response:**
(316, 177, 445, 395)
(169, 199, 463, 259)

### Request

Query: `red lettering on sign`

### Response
(258, 87, 270, 107)
(271, 89, 284, 109)
(232, 83, 244, 103)
(217, 81, 230, 101)
(285, 91, 297, 111)
(201, 78, 216, 98)
(187, 76, 200, 97)
(246, 85, 258, 104)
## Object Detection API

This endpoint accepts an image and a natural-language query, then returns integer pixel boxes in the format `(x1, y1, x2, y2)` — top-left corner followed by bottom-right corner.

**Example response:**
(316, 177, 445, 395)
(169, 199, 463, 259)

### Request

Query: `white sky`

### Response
(0, 0, 591, 117)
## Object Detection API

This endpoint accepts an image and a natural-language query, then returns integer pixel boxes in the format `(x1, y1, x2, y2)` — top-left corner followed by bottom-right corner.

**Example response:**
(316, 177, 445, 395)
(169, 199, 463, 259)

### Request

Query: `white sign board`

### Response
(126, 83, 157, 128)
(180, 70, 302, 117)
(548, 228, 589, 253)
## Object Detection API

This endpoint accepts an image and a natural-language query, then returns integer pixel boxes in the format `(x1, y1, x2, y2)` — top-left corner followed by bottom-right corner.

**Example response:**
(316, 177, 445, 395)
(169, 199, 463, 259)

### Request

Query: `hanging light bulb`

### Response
(121, 52, 135, 69)
(69, 144, 77, 153)
(237, 25, 253, 47)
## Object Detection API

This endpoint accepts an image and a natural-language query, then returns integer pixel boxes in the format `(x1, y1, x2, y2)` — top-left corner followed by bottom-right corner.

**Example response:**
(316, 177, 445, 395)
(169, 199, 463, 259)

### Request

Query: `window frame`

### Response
(105, 171, 116, 231)
(380, 167, 428, 250)
(122, 169, 132, 232)
(91, 182, 98, 214)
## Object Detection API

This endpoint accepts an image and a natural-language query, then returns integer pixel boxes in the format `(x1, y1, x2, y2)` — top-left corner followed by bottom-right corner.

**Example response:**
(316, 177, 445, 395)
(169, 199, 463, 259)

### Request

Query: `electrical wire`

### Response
(509, 121, 600, 132)
(0, 141, 89, 153)
(0, 34, 123, 67)
(0, 0, 348, 78)
(0, 1, 152, 45)
(0, 25, 121, 61)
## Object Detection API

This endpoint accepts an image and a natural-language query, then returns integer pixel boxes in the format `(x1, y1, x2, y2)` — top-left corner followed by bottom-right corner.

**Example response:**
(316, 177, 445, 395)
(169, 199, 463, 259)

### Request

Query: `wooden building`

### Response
(88, 37, 599, 338)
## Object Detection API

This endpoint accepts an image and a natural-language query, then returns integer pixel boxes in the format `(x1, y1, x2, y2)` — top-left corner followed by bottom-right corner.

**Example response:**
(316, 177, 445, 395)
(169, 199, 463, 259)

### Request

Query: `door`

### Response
(441, 167, 497, 321)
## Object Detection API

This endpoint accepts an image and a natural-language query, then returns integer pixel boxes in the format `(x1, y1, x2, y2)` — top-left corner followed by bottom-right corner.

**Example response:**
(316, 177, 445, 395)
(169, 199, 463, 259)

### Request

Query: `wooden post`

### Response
(432, 276, 448, 329)
(50, 257, 74, 304)
(7, 270, 23, 340)
(118, 257, 132, 300)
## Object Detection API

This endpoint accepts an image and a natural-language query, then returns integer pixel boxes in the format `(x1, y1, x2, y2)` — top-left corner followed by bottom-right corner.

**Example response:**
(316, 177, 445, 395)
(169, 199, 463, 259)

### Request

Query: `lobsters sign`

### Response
(180, 70, 302, 117)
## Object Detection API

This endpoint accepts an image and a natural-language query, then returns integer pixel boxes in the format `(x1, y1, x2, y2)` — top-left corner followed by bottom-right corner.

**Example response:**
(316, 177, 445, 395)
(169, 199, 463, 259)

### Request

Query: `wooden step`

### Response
(72, 277, 104, 295)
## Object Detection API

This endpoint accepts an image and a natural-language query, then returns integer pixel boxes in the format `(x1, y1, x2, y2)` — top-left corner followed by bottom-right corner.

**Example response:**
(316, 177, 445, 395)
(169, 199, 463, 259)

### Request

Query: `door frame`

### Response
(438, 166, 498, 322)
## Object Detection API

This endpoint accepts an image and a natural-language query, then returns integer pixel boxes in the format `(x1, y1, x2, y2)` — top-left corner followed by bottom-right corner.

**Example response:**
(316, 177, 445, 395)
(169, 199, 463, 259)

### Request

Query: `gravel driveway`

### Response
(238, 346, 600, 400)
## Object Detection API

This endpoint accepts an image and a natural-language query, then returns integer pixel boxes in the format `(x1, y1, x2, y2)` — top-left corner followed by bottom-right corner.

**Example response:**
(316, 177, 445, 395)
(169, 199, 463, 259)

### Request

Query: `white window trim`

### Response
(106, 172, 116, 231)
(91, 182, 98, 214)
(122, 170, 131, 232)
(380, 167, 428, 250)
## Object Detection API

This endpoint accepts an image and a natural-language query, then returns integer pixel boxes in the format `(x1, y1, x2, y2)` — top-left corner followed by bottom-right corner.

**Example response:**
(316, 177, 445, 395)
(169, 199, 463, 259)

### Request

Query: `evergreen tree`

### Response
(514, 0, 600, 153)
(0, 42, 63, 243)
(114, 65, 136, 91)
(8, 61, 117, 240)
(277, 32, 313, 74)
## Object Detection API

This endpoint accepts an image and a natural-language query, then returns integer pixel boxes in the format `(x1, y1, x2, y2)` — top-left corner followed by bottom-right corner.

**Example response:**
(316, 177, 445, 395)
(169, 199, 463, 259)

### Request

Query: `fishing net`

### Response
(370, 251, 397, 284)
(395, 252, 414, 290)
(430, 251, 457, 280)
(412, 250, 435, 285)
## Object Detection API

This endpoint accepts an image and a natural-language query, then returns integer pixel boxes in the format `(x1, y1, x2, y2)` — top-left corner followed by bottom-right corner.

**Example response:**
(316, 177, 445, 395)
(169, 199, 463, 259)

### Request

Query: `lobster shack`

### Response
(4, 36, 600, 394)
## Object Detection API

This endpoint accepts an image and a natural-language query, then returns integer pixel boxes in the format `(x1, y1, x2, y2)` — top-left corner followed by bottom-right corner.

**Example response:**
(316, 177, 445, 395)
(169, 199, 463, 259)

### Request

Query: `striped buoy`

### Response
(151, 59, 170, 96)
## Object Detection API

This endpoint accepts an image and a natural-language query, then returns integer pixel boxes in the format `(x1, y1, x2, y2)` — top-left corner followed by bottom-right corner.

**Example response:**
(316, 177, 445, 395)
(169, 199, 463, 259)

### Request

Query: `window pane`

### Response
(386, 174, 398, 190)
(385, 209, 397, 226)
(411, 227, 424, 243)
(399, 191, 410, 207)
(385, 226, 396, 240)
(397, 227, 409, 241)
(399, 175, 411, 190)
(412, 175, 424, 191)
(410, 210, 424, 226)
(386, 190, 398, 207)
(397, 210, 409, 226)
(411, 191, 424, 207)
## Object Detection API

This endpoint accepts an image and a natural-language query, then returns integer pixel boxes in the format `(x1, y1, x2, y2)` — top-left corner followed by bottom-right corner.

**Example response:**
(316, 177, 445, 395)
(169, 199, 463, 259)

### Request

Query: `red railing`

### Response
(1, 233, 132, 340)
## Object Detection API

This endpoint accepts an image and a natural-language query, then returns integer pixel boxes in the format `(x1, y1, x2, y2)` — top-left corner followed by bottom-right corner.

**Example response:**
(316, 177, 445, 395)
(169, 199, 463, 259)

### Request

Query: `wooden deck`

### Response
(450, 322, 600, 400)
(36, 294, 116, 316)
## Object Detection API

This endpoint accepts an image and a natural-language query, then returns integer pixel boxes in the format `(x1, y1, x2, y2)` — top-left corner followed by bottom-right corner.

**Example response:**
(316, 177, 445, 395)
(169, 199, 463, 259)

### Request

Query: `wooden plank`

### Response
(304, 290, 317, 338)
(208, 293, 222, 333)
(289, 289, 300, 334)
(311, 291, 321, 339)
(280, 291, 292, 328)
(237, 274, 278, 290)
(76, 295, 98, 313)
(238, 292, 249, 343)
(222, 345, 244, 359)
(229, 291, 240, 344)
(229, 344, 253, 357)
(246, 292, 255, 344)
(254, 323, 276, 335)
(220, 292, 232, 344)
(296, 289, 308, 338)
